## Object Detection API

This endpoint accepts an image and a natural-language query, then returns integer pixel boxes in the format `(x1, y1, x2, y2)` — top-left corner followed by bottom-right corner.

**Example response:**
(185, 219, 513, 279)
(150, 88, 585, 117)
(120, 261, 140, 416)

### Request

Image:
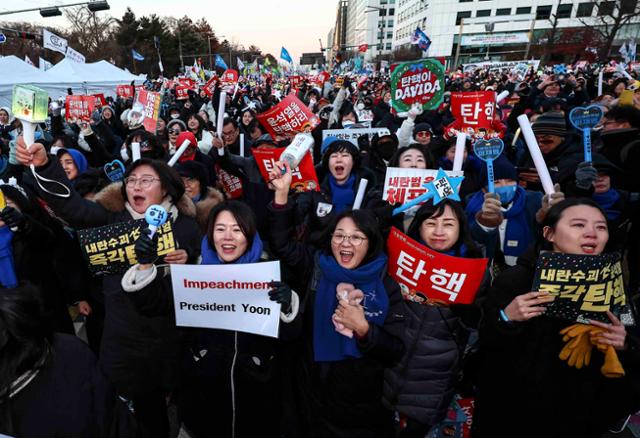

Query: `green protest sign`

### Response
(391, 59, 444, 113)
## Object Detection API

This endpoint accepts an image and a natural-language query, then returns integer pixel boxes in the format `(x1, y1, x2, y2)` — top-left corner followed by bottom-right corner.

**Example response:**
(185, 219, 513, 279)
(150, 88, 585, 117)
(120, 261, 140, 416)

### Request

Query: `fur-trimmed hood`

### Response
(93, 182, 197, 218)
(195, 187, 225, 232)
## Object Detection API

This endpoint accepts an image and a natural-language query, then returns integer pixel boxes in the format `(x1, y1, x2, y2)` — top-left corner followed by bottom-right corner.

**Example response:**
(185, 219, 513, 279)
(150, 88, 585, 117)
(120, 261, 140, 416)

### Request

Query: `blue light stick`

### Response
(473, 138, 504, 194)
(144, 204, 169, 238)
(569, 105, 603, 164)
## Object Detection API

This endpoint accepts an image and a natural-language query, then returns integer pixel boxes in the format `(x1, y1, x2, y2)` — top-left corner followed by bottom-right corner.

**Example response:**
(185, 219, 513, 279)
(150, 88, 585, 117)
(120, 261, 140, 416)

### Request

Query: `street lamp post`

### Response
(365, 6, 386, 68)
(0, 1, 109, 16)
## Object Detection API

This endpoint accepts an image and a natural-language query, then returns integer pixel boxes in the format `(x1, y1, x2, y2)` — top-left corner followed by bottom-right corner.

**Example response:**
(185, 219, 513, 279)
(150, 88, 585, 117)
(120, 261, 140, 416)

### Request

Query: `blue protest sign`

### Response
(569, 105, 603, 163)
(103, 159, 125, 182)
(473, 138, 504, 194)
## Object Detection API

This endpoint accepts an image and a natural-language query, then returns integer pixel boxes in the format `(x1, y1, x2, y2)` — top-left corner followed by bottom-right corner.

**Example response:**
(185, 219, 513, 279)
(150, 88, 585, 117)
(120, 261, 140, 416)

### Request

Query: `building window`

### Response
(456, 11, 472, 25)
(621, 0, 637, 13)
(516, 6, 532, 14)
(556, 3, 573, 18)
(459, 0, 472, 2)
(536, 5, 552, 19)
(576, 2, 595, 17)
(389, 8, 395, 15)
(386, 42, 392, 50)
(387, 32, 393, 38)
(379, 9, 387, 16)
(598, 1, 615, 15)
(496, 8, 511, 15)
(388, 19, 394, 26)
(476, 9, 491, 17)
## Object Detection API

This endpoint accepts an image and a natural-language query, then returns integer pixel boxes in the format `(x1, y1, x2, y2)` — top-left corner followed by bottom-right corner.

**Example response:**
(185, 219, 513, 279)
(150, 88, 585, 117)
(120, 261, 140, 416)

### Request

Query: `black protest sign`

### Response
(78, 219, 176, 275)
(532, 251, 635, 326)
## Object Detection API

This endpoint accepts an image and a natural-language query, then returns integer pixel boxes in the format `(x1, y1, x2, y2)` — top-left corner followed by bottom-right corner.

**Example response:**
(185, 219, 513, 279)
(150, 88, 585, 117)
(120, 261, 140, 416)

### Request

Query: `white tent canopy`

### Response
(0, 56, 145, 109)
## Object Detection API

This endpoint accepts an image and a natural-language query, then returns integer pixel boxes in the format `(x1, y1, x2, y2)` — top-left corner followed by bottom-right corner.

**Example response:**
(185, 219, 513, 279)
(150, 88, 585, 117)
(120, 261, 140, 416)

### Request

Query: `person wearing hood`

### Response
(16, 140, 202, 437)
(0, 107, 12, 146)
(174, 160, 224, 233)
(101, 105, 125, 142)
(56, 148, 88, 184)
(361, 132, 399, 184)
(292, 139, 378, 246)
(465, 155, 549, 271)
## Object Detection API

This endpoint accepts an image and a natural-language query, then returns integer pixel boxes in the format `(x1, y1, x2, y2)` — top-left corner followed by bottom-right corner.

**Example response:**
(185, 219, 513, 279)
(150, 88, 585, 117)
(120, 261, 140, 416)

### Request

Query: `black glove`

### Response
(0, 207, 26, 232)
(268, 281, 292, 313)
(134, 228, 158, 264)
(575, 161, 598, 191)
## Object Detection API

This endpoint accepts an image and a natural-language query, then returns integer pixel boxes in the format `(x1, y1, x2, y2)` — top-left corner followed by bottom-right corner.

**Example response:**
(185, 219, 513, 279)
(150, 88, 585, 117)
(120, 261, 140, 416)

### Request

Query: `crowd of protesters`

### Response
(0, 57, 640, 438)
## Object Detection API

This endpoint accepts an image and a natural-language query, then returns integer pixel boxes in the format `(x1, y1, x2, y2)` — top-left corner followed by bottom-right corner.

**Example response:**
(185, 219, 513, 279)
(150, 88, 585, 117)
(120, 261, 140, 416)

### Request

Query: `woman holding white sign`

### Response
(121, 200, 300, 438)
(268, 162, 407, 437)
(473, 198, 640, 438)
(384, 199, 487, 437)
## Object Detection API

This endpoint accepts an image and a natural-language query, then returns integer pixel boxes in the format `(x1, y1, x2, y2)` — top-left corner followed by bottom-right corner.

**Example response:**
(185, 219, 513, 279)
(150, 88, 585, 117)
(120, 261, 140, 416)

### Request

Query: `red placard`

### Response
(450, 91, 495, 131)
(134, 89, 162, 133)
(252, 147, 319, 192)
(386, 227, 488, 305)
(65, 95, 95, 122)
(289, 75, 301, 88)
(175, 85, 190, 100)
(256, 95, 319, 139)
(116, 85, 134, 99)
(221, 69, 238, 85)
(93, 93, 106, 108)
(178, 78, 196, 90)
(203, 76, 217, 97)
(215, 164, 243, 199)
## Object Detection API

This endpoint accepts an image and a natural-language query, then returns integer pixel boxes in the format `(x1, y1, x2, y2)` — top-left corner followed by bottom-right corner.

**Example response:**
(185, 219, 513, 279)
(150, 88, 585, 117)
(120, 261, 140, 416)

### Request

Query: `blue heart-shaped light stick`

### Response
(144, 204, 168, 238)
(569, 105, 603, 164)
(473, 138, 504, 194)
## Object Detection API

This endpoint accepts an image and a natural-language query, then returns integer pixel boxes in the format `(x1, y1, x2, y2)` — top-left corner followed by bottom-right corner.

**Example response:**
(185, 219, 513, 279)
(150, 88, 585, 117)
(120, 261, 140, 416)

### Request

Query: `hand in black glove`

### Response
(575, 162, 598, 191)
(134, 228, 158, 265)
(0, 207, 26, 232)
(268, 281, 292, 313)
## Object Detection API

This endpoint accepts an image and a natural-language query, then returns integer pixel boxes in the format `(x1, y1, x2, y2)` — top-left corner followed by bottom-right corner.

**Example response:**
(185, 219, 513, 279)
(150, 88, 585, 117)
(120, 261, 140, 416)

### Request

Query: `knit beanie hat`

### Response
(481, 154, 517, 186)
(532, 111, 567, 137)
(413, 122, 433, 136)
(167, 119, 187, 131)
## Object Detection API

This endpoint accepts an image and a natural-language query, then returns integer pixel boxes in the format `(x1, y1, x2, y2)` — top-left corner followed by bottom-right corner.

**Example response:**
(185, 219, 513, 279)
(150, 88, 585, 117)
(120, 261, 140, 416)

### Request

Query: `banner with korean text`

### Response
(387, 228, 487, 305)
(170, 261, 282, 337)
(252, 147, 319, 192)
(256, 95, 319, 139)
(382, 167, 463, 205)
(322, 127, 390, 146)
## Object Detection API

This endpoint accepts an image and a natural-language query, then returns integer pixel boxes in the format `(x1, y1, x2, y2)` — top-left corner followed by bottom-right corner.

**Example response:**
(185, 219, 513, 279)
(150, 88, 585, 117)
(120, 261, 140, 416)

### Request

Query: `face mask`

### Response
(357, 103, 365, 110)
(495, 185, 517, 204)
(342, 120, 355, 128)
(170, 114, 180, 119)
(378, 141, 396, 161)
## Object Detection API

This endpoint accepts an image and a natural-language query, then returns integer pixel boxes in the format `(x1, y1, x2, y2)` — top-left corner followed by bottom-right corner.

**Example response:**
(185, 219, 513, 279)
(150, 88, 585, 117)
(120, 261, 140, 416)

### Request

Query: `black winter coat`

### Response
(473, 249, 640, 438)
(268, 201, 407, 437)
(30, 159, 202, 400)
(2, 334, 137, 438)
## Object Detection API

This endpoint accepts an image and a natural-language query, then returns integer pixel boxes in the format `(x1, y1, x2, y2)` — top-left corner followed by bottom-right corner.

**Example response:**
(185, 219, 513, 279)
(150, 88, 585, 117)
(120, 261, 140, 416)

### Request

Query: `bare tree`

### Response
(578, 0, 640, 58)
(63, 6, 116, 58)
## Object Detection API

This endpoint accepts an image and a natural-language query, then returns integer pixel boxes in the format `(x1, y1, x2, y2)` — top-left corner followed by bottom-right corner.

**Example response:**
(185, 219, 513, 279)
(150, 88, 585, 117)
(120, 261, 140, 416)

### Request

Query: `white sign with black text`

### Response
(170, 261, 281, 338)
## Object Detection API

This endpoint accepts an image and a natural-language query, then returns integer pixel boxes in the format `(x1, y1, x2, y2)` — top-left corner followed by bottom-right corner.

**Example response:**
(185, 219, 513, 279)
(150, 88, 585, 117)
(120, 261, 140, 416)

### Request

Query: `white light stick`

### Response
(517, 114, 555, 195)
(618, 64, 633, 81)
(168, 140, 191, 167)
(352, 178, 368, 210)
(216, 91, 227, 156)
(598, 70, 603, 96)
(239, 133, 245, 157)
(131, 142, 141, 162)
(453, 132, 466, 172)
(496, 90, 509, 103)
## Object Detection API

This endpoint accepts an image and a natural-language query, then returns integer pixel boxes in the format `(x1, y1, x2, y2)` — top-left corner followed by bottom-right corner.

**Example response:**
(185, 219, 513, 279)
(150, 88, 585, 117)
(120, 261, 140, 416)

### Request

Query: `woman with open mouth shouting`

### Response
(267, 162, 407, 437)
(15, 137, 202, 438)
(472, 198, 640, 438)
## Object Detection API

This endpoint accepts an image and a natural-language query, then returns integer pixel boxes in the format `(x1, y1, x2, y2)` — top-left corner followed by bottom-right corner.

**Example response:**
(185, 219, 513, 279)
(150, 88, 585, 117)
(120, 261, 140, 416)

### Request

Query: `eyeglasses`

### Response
(181, 176, 197, 186)
(124, 176, 160, 189)
(331, 233, 368, 246)
(416, 131, 431, 138)
(168, 129, 181, 135)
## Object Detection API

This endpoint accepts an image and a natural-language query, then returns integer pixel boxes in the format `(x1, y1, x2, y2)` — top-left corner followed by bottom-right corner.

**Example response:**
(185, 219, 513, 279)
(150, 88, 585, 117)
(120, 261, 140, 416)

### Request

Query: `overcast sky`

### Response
(2, 0, 336, 61)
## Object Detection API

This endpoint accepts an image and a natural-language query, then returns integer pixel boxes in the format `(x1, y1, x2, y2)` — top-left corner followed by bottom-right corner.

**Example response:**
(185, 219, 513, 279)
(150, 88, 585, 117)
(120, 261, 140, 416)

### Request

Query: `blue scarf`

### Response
(593, 189, 621, 221)
(200, 232, 264, 265)
(466, 186, 531, 257)
(314, 253, 389, 362)
(328, 174, 355, 214)
(0, 226, 18, 288)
